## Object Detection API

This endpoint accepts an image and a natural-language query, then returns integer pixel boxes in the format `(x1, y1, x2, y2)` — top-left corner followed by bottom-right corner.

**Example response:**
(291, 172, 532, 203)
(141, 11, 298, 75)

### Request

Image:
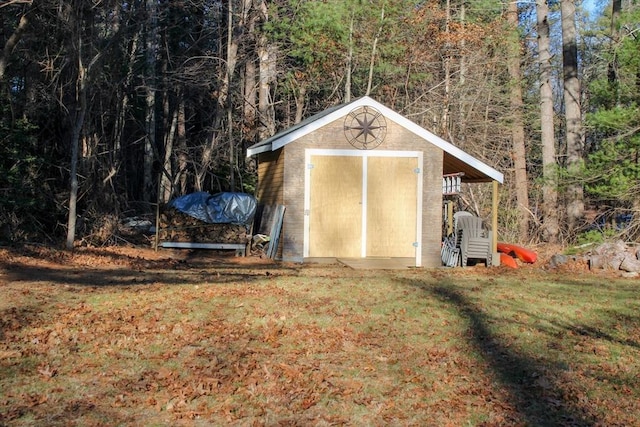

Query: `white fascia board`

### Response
(246, 144, 272, 157)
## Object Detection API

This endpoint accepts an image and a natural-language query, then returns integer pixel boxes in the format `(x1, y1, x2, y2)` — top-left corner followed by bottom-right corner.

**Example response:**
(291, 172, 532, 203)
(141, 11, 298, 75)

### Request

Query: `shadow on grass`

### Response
(3, 243, 280, 268)
(0, 244, 300, 288)
(0, 260, 296, 287)
(554, 318, 640, 350)
(402, 277, 597, 427)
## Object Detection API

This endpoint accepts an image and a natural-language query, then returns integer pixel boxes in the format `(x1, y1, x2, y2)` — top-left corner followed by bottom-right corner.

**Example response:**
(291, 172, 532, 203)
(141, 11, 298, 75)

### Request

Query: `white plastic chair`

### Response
(455, 215, 491, 267)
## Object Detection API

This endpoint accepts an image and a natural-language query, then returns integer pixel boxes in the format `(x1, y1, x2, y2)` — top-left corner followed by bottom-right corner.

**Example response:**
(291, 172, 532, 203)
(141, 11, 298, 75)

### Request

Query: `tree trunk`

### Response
(607, 0, 621, 94)
(244, 49, 257, 145)
(561, 0, 584, 231)
(160, 101, 179, 203)
(441, 0, 451, 137)
(220, 0, 254, 190)
(456, 3, 467, 150)
(113, 31, 139, 156)
(459, 2, 466, 87)
(174, 150, 188, 196)
(143, 0, 159, 203)
(66, 39, 88, 250)
(0, 12, 29, 82)
(295, 86, 306, 124)
(506, 0, 530, 242)
(366, 4, 384, 97)
(225, 0, 236, 191)
(257, 0, 275, 140)
(536, 0, 559, 243)
(345, 13, 354, 102)
(219, 0, 239, 109)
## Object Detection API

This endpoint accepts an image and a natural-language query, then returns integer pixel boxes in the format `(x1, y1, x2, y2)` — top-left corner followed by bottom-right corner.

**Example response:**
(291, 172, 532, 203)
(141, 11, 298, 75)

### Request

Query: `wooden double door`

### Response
(305, 150, 422, 260)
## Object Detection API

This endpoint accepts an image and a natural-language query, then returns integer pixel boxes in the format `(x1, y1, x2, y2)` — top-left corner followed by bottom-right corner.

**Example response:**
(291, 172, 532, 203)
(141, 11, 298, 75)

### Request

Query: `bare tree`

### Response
(142, 0, 159, 203)
(506, 0, 530, 242)
(65, 1, 110, 249)
(243, 5, 258, 146)
(561, 0, 584, 232)
(0, 2, 31, 82)
(257, 0, 276, 141)
(366, 3, 385, 97)
(345, 11, 354, 102)
(536, 0, 559, 243)
(65, 51, 86, 250)
(441, 0, 452, 137)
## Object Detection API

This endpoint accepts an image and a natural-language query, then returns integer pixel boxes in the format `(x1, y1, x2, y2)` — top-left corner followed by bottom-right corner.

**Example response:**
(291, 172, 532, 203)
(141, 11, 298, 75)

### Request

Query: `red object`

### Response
(497, 242, 538, 264)
(499, 252, 518, 268)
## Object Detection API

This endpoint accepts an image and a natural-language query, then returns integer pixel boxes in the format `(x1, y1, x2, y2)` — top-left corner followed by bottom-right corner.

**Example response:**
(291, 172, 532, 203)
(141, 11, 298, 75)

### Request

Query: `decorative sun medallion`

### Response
(343, 106, 387, 149)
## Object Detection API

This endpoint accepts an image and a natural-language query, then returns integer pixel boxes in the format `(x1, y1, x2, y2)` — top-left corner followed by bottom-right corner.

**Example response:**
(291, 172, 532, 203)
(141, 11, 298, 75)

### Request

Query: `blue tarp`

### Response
(168, 192, 257, 225)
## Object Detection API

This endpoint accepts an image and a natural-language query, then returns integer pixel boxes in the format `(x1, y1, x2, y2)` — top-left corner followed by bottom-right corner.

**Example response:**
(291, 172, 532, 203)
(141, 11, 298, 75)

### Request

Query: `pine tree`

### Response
(585, 4, 640, 236)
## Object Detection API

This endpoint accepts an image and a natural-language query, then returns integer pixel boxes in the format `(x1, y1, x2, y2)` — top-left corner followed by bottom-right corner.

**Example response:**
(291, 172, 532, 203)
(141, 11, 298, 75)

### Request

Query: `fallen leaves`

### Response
(22, 393, 49, 407)
(37, 364, 57, 379)
(1, 246, 639, 426)
(0, 349, 22, 359)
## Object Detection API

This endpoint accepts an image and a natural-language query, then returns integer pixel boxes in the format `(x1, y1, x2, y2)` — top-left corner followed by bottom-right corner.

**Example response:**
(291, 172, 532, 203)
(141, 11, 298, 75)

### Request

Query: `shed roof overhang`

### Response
(247, 96, 503, 184)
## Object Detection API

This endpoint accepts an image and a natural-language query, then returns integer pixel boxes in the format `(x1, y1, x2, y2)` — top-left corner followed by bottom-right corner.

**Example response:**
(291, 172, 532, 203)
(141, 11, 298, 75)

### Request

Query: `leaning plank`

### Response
(160, 241, 246, 256)
(267, 205, 286, 259)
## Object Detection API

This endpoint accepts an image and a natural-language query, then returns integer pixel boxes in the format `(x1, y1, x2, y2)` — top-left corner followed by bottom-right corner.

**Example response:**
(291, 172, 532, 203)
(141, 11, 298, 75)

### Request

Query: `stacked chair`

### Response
(454, 214, 492, 267)
(440, 234, 459, 267)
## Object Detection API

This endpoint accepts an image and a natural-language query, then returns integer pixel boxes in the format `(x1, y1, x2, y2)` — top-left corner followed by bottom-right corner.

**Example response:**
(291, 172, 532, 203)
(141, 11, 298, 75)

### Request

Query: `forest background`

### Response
(0, 0, 638, 249)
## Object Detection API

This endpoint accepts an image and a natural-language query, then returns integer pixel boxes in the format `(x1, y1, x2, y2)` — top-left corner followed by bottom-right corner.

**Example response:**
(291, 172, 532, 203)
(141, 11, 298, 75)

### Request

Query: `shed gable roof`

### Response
(246, 96, 503, 184)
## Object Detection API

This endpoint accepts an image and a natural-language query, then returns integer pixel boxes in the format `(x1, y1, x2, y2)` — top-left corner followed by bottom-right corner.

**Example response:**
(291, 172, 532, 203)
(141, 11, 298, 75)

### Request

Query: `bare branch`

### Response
(0, 0, 32, 10)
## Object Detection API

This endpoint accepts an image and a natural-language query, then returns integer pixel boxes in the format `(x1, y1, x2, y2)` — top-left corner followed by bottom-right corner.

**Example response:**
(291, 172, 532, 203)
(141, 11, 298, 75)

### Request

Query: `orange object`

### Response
(497, 242, 537, 264)
(499, 252, 519, 268)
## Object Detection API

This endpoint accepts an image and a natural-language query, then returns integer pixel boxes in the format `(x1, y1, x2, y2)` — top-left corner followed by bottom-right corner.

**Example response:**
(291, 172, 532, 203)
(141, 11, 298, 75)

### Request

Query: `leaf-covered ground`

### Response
(1, 245, 639, 426)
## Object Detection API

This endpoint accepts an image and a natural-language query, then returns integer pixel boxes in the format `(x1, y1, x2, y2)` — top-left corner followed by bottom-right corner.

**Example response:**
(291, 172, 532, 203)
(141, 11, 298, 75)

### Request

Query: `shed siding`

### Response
(255, 149, 285, 259)
(421, 144, 445, 267)
(256, 149, 284, 206)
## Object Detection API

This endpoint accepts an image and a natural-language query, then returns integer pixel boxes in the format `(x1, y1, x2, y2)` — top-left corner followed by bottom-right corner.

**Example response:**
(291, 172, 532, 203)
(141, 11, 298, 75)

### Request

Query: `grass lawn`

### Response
(1, 246, 639, 426)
